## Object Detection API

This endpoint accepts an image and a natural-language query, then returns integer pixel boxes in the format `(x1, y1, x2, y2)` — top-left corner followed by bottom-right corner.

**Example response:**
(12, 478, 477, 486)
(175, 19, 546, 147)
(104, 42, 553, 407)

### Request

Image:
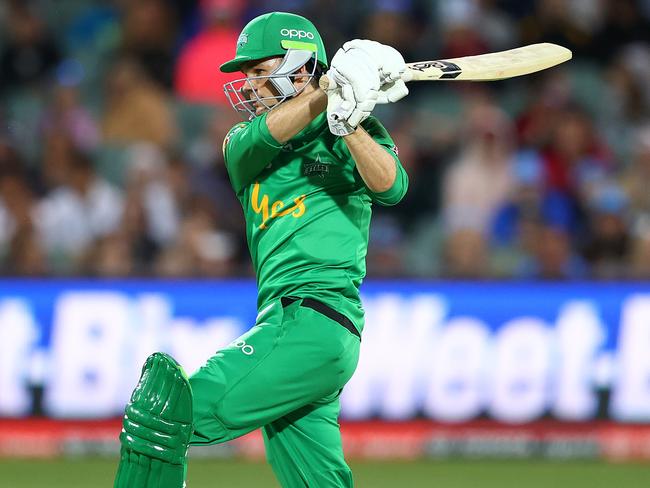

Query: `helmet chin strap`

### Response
(269, 49, 315, 97)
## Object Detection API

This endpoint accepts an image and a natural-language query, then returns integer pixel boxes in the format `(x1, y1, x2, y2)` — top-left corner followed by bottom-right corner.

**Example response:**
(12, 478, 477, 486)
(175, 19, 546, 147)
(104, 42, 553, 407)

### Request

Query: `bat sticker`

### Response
(410, 61, 462, 79)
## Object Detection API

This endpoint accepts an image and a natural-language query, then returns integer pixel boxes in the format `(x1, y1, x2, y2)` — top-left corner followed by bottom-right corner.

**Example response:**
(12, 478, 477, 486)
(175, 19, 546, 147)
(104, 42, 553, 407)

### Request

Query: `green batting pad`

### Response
(114, 353, 193, 488)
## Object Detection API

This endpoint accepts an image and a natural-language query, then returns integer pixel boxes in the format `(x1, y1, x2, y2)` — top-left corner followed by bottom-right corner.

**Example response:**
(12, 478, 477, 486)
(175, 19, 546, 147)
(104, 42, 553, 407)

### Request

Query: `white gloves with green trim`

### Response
(325, 40, 409, 136)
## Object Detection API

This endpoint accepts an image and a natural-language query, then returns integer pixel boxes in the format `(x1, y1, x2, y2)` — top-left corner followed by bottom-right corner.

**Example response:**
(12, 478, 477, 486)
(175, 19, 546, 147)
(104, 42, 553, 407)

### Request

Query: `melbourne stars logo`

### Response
(303, 155, 331, 177)
(237, 33, 249, 47)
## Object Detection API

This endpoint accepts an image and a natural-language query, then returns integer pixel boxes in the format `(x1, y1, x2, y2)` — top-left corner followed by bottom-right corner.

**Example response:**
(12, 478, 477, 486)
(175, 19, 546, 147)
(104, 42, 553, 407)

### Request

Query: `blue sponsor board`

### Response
(0, 280, 649, 423)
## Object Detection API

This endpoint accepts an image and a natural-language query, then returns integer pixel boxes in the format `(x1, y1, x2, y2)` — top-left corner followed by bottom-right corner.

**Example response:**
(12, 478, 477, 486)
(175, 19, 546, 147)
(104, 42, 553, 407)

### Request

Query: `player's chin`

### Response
(256, 104, 281, 116)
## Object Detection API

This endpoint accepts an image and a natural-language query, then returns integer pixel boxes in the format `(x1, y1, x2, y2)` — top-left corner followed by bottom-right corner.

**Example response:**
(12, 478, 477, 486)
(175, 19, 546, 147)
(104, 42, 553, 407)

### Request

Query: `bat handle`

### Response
(319, 74, 331, 91)
(320, 71, 411, 91)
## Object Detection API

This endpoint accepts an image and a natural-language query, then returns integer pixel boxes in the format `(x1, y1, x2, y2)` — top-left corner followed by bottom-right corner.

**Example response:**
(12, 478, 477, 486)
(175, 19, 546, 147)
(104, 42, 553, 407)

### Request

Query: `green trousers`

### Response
(189, 296, 361, 487)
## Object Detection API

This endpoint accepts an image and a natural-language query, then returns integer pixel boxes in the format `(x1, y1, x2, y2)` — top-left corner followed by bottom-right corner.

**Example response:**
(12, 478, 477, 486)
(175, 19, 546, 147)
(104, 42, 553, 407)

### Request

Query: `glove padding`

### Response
(326, 89, 356, 136)
(327, 47, 380, 131)
(342, 39, 409, 104)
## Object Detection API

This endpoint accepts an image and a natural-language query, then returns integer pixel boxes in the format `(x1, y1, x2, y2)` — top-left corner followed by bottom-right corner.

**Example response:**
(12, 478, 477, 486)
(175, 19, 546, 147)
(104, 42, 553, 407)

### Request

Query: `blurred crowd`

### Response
(1, 0, 650, 279)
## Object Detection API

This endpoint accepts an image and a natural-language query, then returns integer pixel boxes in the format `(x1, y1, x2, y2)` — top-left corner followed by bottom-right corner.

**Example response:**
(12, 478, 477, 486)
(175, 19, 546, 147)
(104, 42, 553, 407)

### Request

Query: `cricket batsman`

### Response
(114, 11, 409, 487)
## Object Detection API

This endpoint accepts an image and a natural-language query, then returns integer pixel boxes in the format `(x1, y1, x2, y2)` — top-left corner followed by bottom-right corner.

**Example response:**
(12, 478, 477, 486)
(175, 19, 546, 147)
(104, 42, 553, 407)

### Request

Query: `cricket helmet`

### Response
(221, 12, 328, 119)
(220, 12, 328, 73)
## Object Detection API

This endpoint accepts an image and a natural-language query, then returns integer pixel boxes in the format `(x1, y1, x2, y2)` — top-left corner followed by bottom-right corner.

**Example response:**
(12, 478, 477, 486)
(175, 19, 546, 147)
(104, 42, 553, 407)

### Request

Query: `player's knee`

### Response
(189, 374, 224, 420)
(311, 468, 354, 488)
(115, 354, 192, 487)
(121, 404, 192, 463)
(189, 373, 236, 443)
(120, 353, 193, 463)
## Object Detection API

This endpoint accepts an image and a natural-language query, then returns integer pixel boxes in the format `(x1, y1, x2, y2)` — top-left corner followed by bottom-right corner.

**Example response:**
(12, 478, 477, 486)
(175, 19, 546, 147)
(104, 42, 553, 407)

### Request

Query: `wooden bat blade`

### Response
(318, 43, 572, 90)
(404, 43, 572, 82)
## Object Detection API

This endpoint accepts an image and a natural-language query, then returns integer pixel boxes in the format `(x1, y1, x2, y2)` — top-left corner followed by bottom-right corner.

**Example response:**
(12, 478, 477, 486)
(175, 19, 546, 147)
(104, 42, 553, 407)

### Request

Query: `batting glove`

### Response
(326, 89, 357, 136)
(342, 39, 409, 104)
(327, 48, 380, 132)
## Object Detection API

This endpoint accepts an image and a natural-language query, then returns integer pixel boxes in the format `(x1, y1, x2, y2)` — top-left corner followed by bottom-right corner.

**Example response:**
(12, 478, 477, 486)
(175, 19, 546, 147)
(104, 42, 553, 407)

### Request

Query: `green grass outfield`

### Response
(1, 458, 649, 488)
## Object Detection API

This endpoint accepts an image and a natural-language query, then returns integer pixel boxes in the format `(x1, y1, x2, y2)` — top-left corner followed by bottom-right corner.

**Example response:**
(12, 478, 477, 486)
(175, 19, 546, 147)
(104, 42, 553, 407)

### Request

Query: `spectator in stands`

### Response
(0, 139, 47, 276)
(154, 196, 237, 277)
(442, 227, 489, 278)
(521, 223, 588, 280)
(120, 0, 177, 89)
(371, 118, 441, 231)
(185, 109, 250, 236)
(630, 227, 650, 279)
(469, 0, 518, 51)
(186, 105, 241, 169)
(0, 169, 40, 273)
(581, 182, 631, 279)
(6, 226, 47, 276)
(102, 56, 176, 147)
(84, 231, 135, 277)
(0, 1, 61, 93)
(519, 0, 593, 57)
(491, 151, 577, 277)
(366, 215, 405, 277)
(361, 0, 422, 62)
(621, 126, 650, 220)
(436, 0, 489, 59)
(41, 132, 77, 192)
(41, 83, 100, 152)
(120, 144, 183, 267)
(34, 149, 123, 271)
(442, 99, 515, 236)
(600, 45, 650, 162)
(174, 0, 246, 104)
(540, 106, 611, 205)
(0, 136, 37, 189)
(300, 0, 361, 58)
(516, 71, 573, 149)
(63, 1, 120, 56)
(591, 0, 650, 62)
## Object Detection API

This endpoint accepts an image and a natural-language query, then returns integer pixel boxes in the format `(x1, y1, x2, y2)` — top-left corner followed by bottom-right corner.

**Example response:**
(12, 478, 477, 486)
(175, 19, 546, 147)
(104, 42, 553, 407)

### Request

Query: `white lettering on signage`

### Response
(44, 292, 131, 417)
(42, 292, 242, 416)
(2, 290, 650, 422)
(342, 294, 617, 423)
(553, 301, 604, 420)
(488, 317, 551, 423)
(342, 294, 447, 420)
(422, 316, 489, 421)
(280, 28, 314, 39)
(0, 300, 37, 416)
(611, 294, 650, 420)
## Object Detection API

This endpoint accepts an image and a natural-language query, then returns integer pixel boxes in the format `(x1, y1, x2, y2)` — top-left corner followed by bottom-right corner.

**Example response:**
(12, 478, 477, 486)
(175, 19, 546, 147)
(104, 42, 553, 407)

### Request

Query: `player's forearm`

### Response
(266, 87, 327, 144)
(343, 126, 397, 192)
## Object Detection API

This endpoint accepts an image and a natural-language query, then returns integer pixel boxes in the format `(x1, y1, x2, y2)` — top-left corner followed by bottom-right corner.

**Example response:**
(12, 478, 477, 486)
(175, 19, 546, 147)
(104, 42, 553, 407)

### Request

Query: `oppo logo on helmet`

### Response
(280, 28, 314, 40)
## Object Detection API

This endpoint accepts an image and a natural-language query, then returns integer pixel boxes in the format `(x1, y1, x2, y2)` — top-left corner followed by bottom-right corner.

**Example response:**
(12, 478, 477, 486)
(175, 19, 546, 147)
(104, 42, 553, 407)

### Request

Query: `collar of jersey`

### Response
(288, 112, 328, 146)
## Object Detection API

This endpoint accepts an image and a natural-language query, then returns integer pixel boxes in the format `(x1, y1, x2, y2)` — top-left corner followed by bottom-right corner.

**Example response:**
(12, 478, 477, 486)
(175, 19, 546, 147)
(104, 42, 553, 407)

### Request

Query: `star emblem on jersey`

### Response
(303, 155, 331, 177)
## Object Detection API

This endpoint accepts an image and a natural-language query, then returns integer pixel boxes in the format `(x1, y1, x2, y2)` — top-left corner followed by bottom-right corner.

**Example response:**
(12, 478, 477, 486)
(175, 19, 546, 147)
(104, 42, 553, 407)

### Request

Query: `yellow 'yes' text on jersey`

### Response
(251, 182, 306, 230)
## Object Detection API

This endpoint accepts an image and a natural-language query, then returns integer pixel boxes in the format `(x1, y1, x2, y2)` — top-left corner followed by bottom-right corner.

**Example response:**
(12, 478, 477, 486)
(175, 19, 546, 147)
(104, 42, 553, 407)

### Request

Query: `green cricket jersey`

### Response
(222, 112, 408, 333)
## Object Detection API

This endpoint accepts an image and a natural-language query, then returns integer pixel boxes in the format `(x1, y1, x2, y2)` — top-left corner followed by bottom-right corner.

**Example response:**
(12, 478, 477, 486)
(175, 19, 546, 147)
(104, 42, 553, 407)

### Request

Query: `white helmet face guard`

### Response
(223, 49, 318, 120)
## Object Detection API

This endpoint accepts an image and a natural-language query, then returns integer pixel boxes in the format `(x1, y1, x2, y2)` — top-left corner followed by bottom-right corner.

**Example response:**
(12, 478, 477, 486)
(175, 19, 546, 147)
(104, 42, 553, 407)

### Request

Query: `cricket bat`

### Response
(319, 43, 572, 90)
